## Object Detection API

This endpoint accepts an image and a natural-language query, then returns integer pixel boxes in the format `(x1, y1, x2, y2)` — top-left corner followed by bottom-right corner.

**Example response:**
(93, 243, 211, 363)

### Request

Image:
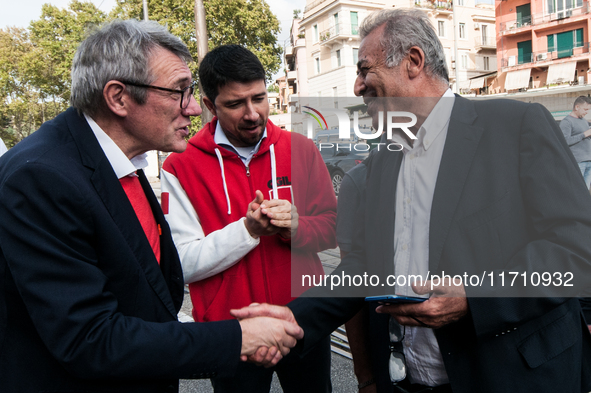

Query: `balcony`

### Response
(319, 22, 359, 46)
(501, 42, 590, 68)
(475, 36, 496, 51)
(414, 0, 452, 11)
(500, 4, 589, 34)
(287, 70, 297, 81)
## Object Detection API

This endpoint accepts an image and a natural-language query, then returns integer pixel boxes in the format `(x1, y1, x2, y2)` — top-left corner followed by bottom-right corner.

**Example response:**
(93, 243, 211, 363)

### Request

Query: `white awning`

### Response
(504, 68, 532, 91)
(547, 61, 577, 85)
(470, 77, 485, 89)
(458, 79, 471, 89)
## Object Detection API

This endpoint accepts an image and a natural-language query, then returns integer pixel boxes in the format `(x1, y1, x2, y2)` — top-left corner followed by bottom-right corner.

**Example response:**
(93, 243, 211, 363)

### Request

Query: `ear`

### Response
(203, 96, 217, 117)
(103, 81, 129, 117)
(406, 46, 425, 79)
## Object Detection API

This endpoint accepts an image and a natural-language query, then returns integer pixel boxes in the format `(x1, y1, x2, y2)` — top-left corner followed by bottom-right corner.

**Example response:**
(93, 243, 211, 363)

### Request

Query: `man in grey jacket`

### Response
(560, 96, 591, 189)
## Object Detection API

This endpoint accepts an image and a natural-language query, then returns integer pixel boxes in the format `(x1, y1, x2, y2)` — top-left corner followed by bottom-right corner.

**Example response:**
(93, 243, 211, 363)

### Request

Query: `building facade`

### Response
(284, 0, 497, 107)
(496, 0, 591, 92)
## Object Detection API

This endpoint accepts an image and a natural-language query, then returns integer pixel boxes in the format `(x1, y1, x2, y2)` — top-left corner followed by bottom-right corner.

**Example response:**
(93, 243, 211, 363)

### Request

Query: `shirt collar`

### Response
(391, 89, 455, 152)
(84, 114, 148, 179)
(213, 120, 267, 159)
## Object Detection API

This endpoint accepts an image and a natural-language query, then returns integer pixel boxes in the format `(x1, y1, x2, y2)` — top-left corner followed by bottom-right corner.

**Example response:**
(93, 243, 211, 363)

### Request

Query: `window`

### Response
(333, 87, 338, 108)
(457, 0, 464, 5)
(547, 28, 584, 58)
(351, 12, 359, 35)
(461, 54, 468, 70)
(516, 4, 531, 27)
(314, 25, 319, 43)
(517, 40, 532, 64)
(459, 23, 465, 39)
(334, 13, 339, 35)
(548, 0, 583, 13)
(353, 48, 359, 65)
(481, 25, 489, 45)
(438, 20, 445, 37)
(336, 49, 341, 67)
(315, 57, 320, 74)
(484, 56, 490, 70)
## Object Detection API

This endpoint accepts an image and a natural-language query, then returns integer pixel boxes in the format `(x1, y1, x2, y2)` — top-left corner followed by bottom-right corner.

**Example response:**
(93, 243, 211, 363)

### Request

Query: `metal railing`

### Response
(415, 0, 453, 10)
(501, 42, 590, 67)
(475, 36, 497, 48)
(319, 22, 359, 42)
(500, 3, 589, 33)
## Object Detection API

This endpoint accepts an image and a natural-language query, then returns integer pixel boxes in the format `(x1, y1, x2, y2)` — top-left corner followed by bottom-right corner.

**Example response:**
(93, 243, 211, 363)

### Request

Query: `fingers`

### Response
(374, 293, 468, 329)
(281, 320, 304, 340)
(231, 303, 296, 323)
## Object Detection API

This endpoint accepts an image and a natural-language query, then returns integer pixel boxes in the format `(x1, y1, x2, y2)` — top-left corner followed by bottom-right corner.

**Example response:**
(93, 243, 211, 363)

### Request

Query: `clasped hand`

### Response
(245, 190, 298, 239)
(233, 303, 302, 367)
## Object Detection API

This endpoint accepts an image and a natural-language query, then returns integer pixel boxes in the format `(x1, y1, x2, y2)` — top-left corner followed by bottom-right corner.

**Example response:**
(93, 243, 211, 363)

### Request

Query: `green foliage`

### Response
(113, 0, 282, 82)
(0, 1, 106, 146)
(267, 84, 279, 93)
(0, 0, 282, 145)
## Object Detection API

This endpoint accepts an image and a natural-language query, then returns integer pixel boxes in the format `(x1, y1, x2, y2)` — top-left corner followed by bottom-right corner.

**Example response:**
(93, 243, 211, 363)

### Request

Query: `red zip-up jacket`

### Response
(162, 118, 337, 322)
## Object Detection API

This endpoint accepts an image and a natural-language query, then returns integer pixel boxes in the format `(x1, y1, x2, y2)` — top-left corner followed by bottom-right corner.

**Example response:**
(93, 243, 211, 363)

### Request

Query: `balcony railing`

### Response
(475, 36, 496, 50)
(501, 42, 590, 67)
(500, 4, 589, 33)
(319, 22, 359, 43)
(415, 0, 453, 10)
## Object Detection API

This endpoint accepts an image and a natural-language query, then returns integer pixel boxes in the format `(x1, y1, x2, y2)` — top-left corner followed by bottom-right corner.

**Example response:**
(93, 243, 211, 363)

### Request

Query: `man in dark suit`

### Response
(0, 19, 302, 393)
(233, 8, 591, 393)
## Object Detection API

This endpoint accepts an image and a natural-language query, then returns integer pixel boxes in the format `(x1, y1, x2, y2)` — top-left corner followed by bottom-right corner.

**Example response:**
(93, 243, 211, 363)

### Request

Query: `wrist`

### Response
(243, 218, 260, 239)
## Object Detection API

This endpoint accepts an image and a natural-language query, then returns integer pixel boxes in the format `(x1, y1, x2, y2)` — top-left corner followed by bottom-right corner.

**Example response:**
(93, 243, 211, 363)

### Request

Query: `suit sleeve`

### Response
(161, 168, 259, 283)
(291, 136, 337, 251)
(0, 163, 241, 379)
(468, 103, 591, 336)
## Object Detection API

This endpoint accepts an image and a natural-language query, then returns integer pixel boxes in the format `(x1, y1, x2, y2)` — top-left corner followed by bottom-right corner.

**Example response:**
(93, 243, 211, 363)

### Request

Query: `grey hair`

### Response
(359, 8, 449, 83)
(71, 19, 193, 116)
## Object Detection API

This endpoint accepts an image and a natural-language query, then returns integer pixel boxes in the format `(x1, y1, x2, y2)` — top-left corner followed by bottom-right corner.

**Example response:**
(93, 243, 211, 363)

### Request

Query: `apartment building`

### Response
(283, 0, 497, 108)
(496, 0, 591, 92)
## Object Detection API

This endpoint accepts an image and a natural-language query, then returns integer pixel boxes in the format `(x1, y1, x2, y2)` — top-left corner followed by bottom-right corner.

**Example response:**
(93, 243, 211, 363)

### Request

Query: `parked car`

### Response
(318, 143, 369, 195)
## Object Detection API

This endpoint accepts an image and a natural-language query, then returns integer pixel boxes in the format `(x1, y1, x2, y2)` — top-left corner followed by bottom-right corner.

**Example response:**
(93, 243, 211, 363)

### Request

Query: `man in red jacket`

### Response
(162, 45, 337, 392)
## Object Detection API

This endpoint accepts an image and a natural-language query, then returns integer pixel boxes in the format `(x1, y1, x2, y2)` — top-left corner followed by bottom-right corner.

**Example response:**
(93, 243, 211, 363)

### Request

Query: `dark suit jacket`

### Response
(0, 108, 241, 392)
(290, 96, 591, 393)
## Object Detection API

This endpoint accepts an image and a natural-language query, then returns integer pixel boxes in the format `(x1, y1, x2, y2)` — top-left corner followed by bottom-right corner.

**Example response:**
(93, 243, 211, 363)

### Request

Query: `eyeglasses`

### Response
(389, 317, 406, 384)
(119, 80, 197, 109)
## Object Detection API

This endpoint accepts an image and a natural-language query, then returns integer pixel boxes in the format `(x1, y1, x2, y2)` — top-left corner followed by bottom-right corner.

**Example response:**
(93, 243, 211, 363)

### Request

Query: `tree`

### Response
(0, 2, 107, 146)
(113, 0, 282, 82)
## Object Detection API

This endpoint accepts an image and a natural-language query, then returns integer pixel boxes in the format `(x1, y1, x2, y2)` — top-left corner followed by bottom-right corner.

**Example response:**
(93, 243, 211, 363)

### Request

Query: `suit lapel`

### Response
(368, 150, 403, 277)
(138, 169, 184, 313)
(429, 96, 484, 272)
(65, 109, 178, 318)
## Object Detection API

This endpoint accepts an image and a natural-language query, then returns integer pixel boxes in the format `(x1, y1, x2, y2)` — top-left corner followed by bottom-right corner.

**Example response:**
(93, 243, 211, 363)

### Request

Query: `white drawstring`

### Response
(215, 148, 232, 215)
(269, 144, 278, 199)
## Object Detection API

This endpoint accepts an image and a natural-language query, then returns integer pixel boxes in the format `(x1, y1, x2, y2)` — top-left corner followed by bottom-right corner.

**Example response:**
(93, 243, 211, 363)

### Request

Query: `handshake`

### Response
(232, 303, 300, 367)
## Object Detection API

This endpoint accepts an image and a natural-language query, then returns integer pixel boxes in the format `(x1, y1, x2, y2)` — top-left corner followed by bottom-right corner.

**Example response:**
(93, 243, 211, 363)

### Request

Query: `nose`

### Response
(354, 74, 365, 97)
(243, 100, 260, 122)
(183, 95, 202, 117)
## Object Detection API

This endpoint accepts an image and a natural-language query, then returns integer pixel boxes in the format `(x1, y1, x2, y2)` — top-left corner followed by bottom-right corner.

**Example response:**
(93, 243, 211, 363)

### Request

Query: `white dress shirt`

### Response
(84, 114, 148, 178)
(392, 89, 455, 386)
